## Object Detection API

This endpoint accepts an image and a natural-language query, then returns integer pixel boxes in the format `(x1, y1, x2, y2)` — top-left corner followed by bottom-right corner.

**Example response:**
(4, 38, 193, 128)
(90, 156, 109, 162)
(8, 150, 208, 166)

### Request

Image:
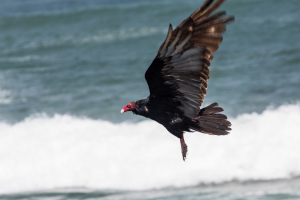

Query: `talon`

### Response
(180, 136, 188, 161)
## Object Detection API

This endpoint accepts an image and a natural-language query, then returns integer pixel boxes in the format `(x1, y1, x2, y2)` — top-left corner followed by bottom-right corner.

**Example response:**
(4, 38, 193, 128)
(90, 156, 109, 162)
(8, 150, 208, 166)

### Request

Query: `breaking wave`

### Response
(0, 103, 300, 194)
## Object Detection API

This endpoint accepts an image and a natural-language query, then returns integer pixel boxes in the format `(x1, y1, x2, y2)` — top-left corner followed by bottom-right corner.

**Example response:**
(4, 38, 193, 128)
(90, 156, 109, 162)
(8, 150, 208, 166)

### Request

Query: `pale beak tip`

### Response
(120, 109, 124, 114)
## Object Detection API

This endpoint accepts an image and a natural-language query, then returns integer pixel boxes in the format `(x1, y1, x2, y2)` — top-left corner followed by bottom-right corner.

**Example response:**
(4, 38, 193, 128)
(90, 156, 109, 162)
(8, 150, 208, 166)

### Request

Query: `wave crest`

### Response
(1, 103, 300, 194)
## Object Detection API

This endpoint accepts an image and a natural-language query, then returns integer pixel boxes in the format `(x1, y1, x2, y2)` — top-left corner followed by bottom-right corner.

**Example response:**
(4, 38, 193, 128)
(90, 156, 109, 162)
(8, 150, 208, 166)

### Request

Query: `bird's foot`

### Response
(180, 137, 188, 161)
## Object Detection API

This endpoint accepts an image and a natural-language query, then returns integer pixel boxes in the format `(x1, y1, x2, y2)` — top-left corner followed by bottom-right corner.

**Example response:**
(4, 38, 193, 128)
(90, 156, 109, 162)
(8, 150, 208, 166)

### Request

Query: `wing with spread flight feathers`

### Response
(145, 0, 234, 119)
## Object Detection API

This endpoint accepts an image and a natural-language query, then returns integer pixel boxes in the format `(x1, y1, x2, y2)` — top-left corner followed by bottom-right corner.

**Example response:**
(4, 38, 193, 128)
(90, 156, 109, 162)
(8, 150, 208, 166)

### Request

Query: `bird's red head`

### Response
(121, 102, 136, 114)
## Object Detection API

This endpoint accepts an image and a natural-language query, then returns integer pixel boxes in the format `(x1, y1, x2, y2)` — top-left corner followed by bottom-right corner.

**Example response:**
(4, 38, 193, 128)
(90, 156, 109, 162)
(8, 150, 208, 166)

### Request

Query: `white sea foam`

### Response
(0, 55, 41, 63)
(0, 89, 12, 104)
(0, 103, 300, 194)
(80, 27, 166, 44)
(24, 27, 166, 49)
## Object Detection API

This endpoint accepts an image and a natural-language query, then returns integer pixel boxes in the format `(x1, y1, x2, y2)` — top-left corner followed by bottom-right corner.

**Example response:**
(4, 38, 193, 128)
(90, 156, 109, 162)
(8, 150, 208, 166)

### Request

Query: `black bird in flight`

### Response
(121, 0, 234, 161)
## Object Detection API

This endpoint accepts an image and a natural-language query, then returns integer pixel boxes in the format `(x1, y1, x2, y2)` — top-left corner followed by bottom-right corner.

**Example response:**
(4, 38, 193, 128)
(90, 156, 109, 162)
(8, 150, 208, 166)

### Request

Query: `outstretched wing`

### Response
(145, 0, 234, 119)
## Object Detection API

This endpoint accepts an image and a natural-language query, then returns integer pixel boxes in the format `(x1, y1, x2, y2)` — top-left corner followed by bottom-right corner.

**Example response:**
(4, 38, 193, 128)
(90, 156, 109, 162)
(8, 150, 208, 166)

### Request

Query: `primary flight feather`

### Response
(121, 0, 234, 161)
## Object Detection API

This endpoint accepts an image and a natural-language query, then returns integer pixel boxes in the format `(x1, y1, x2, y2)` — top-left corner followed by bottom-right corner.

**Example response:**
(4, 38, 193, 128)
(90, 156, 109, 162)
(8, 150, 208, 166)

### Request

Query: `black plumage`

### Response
(121, 0, 234, 161)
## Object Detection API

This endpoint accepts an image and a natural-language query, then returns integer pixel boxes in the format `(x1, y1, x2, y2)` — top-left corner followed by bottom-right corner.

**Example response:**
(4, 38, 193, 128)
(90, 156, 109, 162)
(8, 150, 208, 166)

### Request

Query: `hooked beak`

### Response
(120, 102, 135, 114)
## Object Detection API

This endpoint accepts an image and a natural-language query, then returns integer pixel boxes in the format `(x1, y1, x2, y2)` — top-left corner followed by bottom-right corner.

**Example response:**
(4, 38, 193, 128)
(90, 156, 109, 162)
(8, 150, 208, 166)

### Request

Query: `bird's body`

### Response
(121, 0, 234, 160)
(133, 97, 194, 138)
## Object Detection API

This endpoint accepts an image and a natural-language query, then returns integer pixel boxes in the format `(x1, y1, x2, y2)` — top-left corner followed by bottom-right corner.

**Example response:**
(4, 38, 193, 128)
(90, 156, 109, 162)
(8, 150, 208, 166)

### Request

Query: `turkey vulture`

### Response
(121, 0, 234, 161)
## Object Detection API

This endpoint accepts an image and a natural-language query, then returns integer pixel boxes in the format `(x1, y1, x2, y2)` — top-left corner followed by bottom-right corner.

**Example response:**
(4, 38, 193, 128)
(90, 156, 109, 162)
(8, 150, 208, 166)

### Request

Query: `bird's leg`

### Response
(180, 134, 188, 161)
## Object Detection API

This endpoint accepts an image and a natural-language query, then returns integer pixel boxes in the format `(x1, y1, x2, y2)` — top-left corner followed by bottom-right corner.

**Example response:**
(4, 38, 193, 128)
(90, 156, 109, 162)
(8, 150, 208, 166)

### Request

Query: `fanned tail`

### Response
(191, 102, 231, 135)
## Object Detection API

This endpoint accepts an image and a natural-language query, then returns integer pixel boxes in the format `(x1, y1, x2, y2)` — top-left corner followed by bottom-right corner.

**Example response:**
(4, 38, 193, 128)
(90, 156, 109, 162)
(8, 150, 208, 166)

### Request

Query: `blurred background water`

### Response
(0, 0, 300, 199)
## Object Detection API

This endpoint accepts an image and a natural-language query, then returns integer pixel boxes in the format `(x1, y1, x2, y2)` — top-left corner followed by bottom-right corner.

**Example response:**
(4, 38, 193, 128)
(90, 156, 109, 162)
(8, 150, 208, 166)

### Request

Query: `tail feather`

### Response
(190, 102, 231, 135)
(201, 102, 218, 109)
(200, 116, 231, 126)
(200, 106, 224, 115)
(200, 113, 228, 119)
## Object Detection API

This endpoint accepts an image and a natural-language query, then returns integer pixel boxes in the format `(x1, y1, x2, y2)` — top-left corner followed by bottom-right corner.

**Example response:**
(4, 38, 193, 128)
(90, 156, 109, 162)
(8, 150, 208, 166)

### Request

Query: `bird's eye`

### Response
(127, 105, 130, 108)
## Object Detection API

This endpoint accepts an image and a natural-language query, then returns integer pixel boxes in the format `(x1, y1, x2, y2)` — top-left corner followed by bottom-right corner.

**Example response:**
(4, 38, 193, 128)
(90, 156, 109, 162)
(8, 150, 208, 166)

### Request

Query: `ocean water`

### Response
(0, 0, 300, 199)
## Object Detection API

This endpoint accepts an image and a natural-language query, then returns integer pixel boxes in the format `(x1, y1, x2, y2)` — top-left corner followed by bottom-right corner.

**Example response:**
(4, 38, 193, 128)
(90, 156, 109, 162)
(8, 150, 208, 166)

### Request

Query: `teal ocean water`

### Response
(1, 0, 300, 199)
